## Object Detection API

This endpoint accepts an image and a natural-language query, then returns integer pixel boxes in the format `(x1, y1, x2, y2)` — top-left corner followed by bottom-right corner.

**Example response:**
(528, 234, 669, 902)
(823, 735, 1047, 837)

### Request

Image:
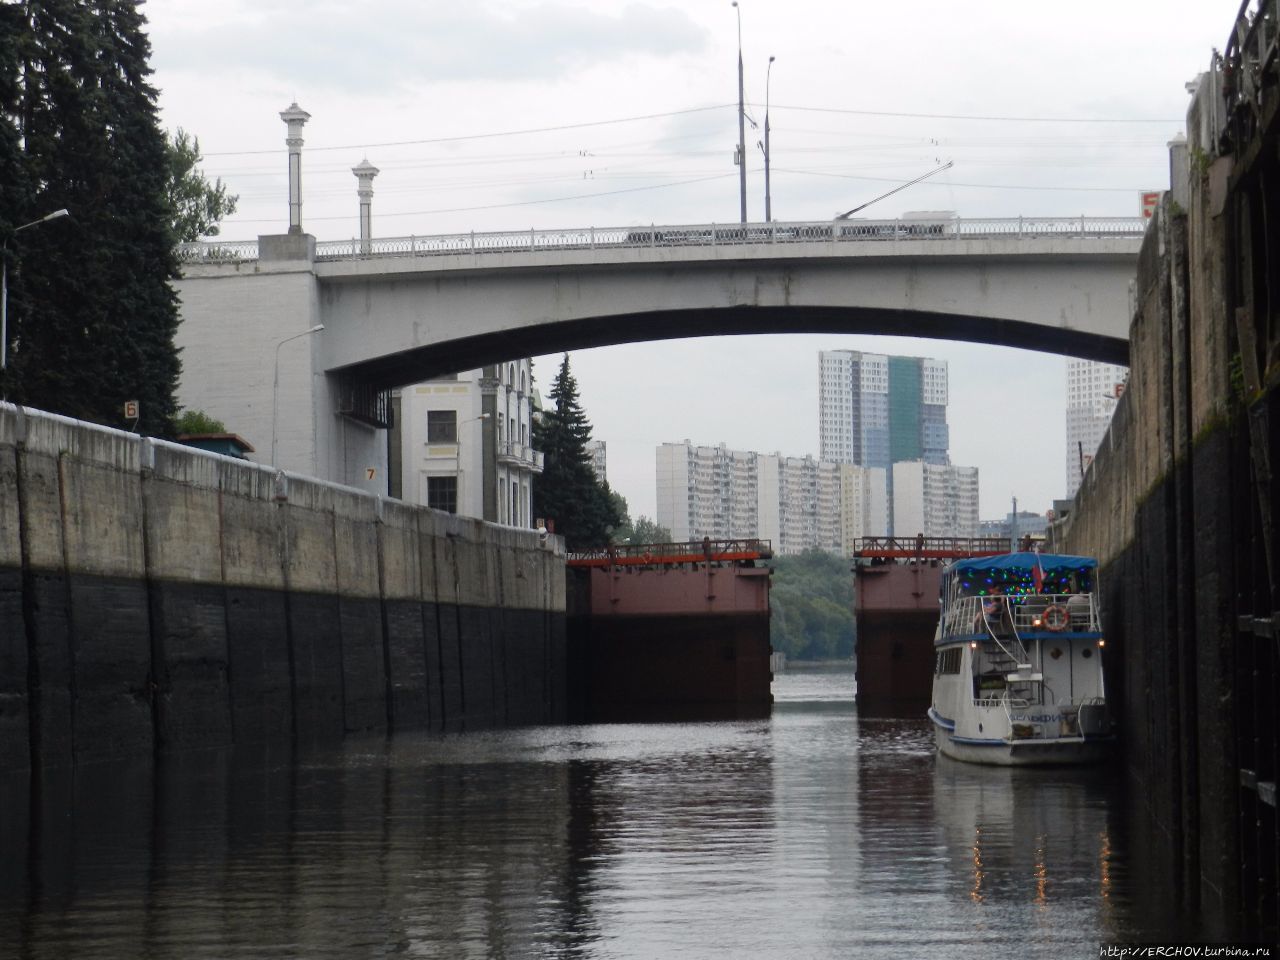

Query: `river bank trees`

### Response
(768, 549, 855, 660)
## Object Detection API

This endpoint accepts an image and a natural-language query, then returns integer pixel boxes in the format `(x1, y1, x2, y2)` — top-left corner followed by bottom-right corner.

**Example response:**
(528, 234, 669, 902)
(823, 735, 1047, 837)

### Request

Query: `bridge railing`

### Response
(176, 240, 262, 264)
(853, 535, 1012, 559)
(566, 538, 773, 568)
(176, 216, 1149, 266)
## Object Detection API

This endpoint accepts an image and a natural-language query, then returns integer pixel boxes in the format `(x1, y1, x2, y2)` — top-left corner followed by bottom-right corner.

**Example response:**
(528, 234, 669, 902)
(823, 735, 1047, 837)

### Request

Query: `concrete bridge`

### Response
(174, 215, 1145, 489)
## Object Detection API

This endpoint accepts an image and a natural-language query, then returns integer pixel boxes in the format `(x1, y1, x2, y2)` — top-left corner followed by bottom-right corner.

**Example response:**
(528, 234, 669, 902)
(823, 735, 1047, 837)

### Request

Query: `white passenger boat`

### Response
(927, 552, 1115, 765)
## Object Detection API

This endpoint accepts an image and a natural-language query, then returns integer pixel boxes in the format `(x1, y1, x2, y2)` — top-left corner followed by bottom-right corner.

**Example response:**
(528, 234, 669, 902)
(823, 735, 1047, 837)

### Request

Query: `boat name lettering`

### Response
(1011, 714, 1058, 723)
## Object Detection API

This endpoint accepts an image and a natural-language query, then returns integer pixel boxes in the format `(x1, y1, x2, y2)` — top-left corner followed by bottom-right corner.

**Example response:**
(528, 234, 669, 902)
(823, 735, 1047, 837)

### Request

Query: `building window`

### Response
(427, 476, 458, 513)
(427, 410, 457, 443)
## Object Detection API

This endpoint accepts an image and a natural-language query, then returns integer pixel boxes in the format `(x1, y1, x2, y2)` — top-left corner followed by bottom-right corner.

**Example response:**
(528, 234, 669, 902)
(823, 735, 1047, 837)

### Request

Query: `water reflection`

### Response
(929, 755, 1124, 949)
(0, 668, 1190, 958)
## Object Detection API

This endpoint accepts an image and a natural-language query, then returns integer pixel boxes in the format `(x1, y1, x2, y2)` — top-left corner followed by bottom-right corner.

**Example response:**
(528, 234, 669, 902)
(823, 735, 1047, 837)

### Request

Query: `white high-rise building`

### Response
(820, 349, 951, 534)
(656, 442, 762, 543)
(891, 461, 980, 538)
(392, 360, 543, 526)
(657, 442, 883, 556)
(587, 440, 607, 482)
(657, 442, 953, 554)
(819, 350, 949, 469)
(1065, 359, 1128, 498)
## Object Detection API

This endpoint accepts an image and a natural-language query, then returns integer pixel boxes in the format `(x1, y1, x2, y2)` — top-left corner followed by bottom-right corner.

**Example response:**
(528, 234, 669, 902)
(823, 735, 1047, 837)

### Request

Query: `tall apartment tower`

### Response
(1065, 359, 1128, 498)
(586, 440, 607, 482)
(818, 350, 949, 469)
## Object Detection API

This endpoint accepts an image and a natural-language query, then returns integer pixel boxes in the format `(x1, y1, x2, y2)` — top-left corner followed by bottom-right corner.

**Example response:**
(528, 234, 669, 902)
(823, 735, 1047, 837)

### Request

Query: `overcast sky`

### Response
(145, 0, 1234, 522)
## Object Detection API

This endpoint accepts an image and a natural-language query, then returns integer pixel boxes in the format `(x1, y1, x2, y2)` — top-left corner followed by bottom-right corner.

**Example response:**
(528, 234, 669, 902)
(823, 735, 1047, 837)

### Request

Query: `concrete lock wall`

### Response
(1051, 131, 1240, 926)
(0, 404, 567, 771)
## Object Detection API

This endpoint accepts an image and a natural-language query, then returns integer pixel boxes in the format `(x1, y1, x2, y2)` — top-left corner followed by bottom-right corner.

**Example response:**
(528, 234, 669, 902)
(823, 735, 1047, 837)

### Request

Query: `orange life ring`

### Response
(1042, 604, 1069, 632)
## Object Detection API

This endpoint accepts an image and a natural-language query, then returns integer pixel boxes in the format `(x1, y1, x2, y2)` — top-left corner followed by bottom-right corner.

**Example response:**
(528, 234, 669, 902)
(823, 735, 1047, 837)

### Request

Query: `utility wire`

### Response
(220, 172, 739, 223)
(203, 104, 736, 157)
(773, 103, 1180, 124)
(772, 167, 1153, 193)
(202, 101, 1182, 159)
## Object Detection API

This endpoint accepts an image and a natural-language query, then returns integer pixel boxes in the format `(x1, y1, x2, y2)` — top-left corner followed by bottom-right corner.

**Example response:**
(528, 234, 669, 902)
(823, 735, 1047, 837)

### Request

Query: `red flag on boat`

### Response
(1031, 551, 1045, 592)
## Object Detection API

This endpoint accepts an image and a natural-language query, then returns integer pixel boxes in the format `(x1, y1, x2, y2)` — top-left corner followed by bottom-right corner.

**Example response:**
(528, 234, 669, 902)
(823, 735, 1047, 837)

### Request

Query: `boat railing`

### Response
(1009, 593, 1099, 632)
(944, 593, 1099, 634)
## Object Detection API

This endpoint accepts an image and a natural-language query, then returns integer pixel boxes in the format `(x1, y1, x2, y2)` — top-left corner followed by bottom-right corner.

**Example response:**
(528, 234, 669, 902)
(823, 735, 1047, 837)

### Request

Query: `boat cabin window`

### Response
(935, 647, 963, 675)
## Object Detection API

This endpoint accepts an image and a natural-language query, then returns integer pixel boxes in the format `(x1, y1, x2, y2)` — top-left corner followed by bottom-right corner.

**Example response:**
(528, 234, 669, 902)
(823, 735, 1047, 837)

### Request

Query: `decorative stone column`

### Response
(280, 102, 311, 235)
(352, 158, 379, 254)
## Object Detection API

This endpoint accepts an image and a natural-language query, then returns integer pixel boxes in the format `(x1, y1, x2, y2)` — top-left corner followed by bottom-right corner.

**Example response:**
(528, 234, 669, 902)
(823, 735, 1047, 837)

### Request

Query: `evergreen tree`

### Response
(532, 354, 623, 551)
(1, 0, 181, 436)
(0, 3, 33, 363)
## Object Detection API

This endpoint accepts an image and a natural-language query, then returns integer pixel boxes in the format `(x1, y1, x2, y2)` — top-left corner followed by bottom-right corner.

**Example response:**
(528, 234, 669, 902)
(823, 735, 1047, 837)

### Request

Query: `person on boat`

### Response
(1065, 579, 1092, 628)
(978, 585, 1012, 635)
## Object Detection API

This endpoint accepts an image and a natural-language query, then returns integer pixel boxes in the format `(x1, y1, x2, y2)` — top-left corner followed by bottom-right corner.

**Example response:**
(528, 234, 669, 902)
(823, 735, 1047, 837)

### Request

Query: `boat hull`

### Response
(932, 725, 1114, 766)
(929, 705, 1114, 766)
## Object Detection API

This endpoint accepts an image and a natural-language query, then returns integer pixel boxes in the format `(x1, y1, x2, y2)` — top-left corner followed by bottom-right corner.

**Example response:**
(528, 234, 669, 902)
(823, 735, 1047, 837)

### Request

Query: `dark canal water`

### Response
(1, 666, 1186, 958)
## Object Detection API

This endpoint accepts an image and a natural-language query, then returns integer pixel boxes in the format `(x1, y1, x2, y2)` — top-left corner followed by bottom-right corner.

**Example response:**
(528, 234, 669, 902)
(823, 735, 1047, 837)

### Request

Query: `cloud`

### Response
(150, 1, 708, 93)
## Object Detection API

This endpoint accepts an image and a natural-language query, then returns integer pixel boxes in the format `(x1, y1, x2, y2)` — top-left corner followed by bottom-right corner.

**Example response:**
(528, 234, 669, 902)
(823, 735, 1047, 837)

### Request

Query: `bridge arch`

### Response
(174, 221, 1141, 488)
(335, 303, 1129, 390)
(311, 234, 1139, 389)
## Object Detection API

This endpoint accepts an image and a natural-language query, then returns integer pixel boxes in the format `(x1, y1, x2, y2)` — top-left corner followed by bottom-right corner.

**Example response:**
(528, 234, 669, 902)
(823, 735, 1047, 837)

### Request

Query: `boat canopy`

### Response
(949, 552, 1097, 575)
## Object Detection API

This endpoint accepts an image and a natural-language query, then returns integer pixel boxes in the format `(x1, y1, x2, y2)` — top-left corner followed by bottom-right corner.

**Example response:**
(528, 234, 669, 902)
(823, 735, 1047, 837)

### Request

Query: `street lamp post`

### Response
(271, 324, 324, 467)
(456, 412, 491, 516)
(2, 208, 70, 372)
(764, 55, 775, 223)
(731, 1, 747, 224)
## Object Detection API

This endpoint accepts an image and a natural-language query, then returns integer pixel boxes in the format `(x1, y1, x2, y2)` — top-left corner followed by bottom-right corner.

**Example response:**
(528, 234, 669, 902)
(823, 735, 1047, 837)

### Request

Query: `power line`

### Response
(220, 172, 739, 224)
(772, 166, 1151, 193)
(773, 103, 1180, 124)
(201, 100, 1182, 160)
(203, 104, 736, 158)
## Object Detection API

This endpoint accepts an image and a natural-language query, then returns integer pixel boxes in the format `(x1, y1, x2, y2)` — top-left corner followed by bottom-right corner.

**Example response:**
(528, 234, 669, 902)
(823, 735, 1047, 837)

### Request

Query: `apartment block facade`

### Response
(1065, 358, 1128, 498)
(891, 461, 981, 538)
(656, 442, 890, 555)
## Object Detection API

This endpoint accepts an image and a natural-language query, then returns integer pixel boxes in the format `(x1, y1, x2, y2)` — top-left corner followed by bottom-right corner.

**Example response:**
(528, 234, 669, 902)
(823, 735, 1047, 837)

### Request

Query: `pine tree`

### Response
(2, 0, 181, 436)
(0, 3, 34, 371)
(532, 354, 623, 551)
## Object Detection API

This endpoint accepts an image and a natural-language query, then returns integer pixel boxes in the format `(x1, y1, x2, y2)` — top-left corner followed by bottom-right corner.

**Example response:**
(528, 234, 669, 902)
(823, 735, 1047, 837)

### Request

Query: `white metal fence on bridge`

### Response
(177, 215, 1150, 266)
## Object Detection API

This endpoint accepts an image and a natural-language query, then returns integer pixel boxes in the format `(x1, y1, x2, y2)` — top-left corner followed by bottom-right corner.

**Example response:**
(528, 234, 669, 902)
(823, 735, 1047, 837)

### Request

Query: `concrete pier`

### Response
(1051, 38, 1279, 939)
(0, 404, 567, 770)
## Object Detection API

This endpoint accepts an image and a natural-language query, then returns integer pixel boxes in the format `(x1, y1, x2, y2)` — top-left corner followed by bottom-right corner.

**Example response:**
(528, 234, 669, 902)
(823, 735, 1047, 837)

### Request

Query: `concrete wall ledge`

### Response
(0, 403, 566, 771)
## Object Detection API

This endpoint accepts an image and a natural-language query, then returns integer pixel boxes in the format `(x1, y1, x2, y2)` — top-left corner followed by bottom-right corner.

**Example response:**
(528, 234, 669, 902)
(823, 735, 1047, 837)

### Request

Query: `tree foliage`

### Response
(531, 354, 623, 551)
(173, 408, 226, 434)
(768, 549, 855, 660)
(606, 490, 673, 545)
(616, 513, 673, 545)
(166, 128, 237, 243)
(0, 0, 181, 436)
